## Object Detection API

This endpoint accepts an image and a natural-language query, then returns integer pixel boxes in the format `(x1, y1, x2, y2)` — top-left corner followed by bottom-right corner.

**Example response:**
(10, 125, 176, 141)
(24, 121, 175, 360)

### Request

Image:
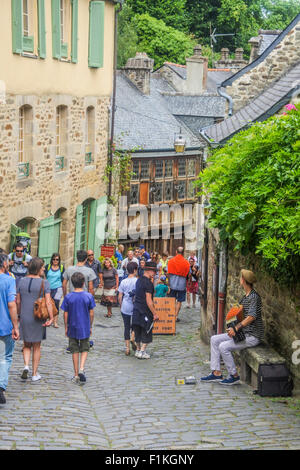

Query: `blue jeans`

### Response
(0, 335, 15, 391)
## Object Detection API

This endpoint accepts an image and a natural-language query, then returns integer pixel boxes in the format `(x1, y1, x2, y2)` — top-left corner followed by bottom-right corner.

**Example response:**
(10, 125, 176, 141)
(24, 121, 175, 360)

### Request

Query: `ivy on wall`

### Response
(197, 105, 300, 286)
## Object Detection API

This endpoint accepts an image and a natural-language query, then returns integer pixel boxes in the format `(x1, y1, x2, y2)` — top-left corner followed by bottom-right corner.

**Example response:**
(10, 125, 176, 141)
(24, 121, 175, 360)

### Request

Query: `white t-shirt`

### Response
(118, 277, 137, 316)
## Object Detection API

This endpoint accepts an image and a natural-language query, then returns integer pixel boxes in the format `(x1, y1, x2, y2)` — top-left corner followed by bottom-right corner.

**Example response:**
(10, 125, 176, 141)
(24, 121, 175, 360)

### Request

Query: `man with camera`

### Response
(8, 243, 32, 289)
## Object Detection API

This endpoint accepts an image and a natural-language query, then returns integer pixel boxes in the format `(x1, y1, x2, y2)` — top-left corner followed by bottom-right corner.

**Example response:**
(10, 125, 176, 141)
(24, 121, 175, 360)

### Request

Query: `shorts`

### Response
(68, 337, 90, 354)
(133, 324, 153, 344)
(169, 289, 186, 303)
(187, 282, 198, 294)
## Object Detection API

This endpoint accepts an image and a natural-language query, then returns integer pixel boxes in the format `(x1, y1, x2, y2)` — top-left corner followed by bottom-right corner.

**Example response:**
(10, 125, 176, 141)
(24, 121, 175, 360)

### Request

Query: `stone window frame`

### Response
(18, 104, 33, 178)
(85, 106, 95, 165)
(55, 104, 68, 171)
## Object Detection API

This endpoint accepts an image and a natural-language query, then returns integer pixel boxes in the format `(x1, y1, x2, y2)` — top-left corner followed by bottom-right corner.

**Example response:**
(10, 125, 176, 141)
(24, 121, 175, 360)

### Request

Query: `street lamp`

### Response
(174, 129, 186, 153)
(203, 198, 211, 218)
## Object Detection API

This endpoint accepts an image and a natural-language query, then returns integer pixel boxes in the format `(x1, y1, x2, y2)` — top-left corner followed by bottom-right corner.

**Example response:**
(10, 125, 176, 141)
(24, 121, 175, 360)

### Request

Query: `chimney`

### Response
(221, 48, 230, 62)
(184, 45, 208, 94)
(123, 52, 154, 95)
(248, 37, 260, 63)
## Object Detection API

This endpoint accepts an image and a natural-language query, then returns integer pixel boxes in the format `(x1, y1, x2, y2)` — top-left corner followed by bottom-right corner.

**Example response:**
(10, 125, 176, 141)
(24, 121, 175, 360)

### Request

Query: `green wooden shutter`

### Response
(37, 0, 46, 58)
(94, 196, 107, 258)
(88, 200, 97, 252)
(88, 1, 105, 68)
(71, 0, 78, 63)
(51, 0, 61, 59)
(38, 216, 62, 265)
(11, 0, 23, 54)
(74, 204, 83, 263)
(10, 224, 22, 252)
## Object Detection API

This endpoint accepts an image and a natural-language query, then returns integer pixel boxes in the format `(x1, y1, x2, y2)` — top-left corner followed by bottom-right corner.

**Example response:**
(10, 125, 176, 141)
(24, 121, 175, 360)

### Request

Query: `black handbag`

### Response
(256, 363, 293, 397)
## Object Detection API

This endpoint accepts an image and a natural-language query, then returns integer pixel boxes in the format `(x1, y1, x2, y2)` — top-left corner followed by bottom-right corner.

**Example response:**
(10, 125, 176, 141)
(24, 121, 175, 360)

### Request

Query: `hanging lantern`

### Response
(174, 129, 186, 153)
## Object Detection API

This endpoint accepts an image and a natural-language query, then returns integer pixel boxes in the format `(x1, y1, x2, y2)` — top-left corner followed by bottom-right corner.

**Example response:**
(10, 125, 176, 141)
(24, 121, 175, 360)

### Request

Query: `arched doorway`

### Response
(10, 218, 38, 256)
(74, 196, 107, 261)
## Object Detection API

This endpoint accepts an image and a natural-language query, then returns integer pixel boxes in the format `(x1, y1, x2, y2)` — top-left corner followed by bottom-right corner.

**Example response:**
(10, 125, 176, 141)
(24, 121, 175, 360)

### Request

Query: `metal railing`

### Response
(85, 152, 93, 165)
(18, 162, 30, 179)
(55, 156, 65, 171)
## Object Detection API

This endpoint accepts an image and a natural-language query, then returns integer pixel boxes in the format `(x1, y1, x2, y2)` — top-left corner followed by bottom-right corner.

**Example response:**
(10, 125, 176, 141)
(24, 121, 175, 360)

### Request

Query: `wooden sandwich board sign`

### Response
(100, 245, 115, 258)
(153, 297, 176, 335)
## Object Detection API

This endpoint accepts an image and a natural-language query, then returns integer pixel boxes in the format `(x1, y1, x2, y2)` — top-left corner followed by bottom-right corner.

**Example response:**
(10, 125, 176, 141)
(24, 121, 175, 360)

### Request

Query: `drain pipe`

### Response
(108, 1, 123, 204)
(217, 241, 228, 334)
(217, 85, 234, 117)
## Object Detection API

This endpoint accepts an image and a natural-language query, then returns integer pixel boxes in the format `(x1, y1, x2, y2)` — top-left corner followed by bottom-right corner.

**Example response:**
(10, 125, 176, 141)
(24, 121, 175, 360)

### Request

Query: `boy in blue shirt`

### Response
(61, 272, 95, 384)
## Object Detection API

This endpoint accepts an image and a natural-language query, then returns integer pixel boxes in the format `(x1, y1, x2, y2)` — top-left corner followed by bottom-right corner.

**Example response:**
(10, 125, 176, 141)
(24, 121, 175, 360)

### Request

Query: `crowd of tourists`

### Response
(0, 240, 264, 404)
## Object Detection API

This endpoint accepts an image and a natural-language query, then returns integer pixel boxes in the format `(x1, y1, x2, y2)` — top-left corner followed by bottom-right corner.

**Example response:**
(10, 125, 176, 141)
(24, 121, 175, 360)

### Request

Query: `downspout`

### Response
(217, 241, 228, 334)
(108, 1, 123, 204)
(217, 85, 234, 117)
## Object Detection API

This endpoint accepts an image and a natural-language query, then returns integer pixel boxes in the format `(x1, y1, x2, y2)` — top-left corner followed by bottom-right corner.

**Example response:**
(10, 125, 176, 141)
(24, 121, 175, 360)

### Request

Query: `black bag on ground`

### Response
(257, 363, 293, 397)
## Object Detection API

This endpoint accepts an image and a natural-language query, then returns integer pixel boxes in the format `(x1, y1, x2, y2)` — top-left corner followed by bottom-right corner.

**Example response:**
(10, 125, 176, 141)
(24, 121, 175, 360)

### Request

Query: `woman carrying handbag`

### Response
(16, 257, 53, 382)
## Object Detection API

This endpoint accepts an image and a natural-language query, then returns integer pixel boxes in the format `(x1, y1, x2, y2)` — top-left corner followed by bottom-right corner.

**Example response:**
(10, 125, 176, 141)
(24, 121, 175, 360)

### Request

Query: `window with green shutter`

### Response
(11, 0, 46, 58)
(88, 1, 105, 68)
(52, 0, 78, 62)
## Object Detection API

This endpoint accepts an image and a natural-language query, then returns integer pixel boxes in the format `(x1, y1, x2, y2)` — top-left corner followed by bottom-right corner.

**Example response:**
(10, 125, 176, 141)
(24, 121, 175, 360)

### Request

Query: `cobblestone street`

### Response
(1, 302, 300, 451)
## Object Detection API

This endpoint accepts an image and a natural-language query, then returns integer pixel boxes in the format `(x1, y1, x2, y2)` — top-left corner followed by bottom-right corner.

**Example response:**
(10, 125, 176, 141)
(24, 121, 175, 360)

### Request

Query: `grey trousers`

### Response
(210, 333, 260, 376)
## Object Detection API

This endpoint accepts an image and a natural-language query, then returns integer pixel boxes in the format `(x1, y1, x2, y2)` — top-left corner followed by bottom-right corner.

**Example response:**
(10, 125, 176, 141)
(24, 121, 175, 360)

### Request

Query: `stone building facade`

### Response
(224, 16, 300, 112)
(199, 13, 300, 389)
(0, 0, 117, 265)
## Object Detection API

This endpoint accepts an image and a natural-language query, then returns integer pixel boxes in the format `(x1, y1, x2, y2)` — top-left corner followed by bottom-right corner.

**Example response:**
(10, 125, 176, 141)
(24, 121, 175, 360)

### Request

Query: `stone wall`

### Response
(226, 22, 300, 112)
(0, 93, 110, 266)
(226, 252, 300, 391)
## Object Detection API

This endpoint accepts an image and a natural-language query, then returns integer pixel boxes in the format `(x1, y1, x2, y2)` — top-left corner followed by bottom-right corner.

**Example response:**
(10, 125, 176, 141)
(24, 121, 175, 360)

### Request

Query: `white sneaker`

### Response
(140, 351, 150, 359)
(135, 350, 142, 359)
(31, 374, 42, 382)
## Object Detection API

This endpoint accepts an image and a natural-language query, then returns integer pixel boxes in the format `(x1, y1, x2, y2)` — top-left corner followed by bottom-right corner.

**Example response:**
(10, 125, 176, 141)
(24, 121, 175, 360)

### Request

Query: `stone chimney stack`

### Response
(248, 37, 260, 63)
(221, 48, 230, 62)
(184, 45, 208, 94)
(123, 52, 154, 95)
(215, 47, 247, 71)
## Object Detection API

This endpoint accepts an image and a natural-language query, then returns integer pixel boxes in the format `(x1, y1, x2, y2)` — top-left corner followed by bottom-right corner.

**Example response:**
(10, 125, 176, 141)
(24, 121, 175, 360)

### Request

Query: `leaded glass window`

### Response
(187, 159, 196, 177)
(164, 181, 173, 201)
(155, 160, 164, 179)
(187, 180, 195, 199)
(154, 182, 163, 202)
(132, 161, 139, 180)
(165, 160, 173, 178)
(140, 161, 149, 179)
(177, 180, 186, 199)
(130, 184, 139, 204)
(178, 158, 186, 177)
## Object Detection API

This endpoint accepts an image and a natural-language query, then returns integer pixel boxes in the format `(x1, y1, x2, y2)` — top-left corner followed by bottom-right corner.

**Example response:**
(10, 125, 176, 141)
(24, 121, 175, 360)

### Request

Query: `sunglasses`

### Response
(16, 250, 24, 253)
(53, 258, 60, 261)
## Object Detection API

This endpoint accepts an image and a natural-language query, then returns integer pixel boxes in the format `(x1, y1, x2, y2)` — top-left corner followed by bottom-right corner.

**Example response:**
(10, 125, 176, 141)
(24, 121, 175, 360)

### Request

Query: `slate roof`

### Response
(156, 63, 234, 93)
(162, 95, 226, 117)
(200, 62, 300, 145)
(114, 72, 203, 151)
(258, 32, 281, 55)
(221, 13, 300, 88)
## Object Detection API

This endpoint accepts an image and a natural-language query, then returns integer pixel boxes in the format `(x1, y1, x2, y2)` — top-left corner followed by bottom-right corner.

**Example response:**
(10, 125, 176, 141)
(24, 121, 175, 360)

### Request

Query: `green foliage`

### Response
(98, 255, 118, 268)
(126, 0, 187, 31)
(117, 4, 139, 68)
(184, 0, 299, 55)
(104, 138, 136, 206)
(197, 107, 300, 286)
(132, 13, 195, 68)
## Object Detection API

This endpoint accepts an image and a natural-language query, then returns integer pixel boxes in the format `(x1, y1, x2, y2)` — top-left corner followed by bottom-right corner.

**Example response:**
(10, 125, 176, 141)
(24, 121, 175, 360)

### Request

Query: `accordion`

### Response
(226, 305, 245, 343)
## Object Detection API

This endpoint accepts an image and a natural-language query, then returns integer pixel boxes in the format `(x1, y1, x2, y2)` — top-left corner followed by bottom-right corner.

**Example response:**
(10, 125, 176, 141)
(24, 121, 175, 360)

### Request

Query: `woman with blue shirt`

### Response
(118, 261, 138, 356)
(45, 253, 65, 328)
